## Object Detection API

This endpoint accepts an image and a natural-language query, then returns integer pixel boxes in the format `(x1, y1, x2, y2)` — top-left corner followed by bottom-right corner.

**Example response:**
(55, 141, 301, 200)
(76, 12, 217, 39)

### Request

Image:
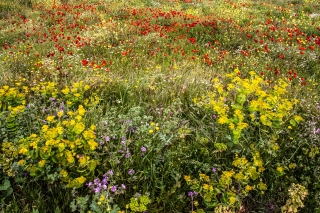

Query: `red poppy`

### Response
(82, 59, 88, 66)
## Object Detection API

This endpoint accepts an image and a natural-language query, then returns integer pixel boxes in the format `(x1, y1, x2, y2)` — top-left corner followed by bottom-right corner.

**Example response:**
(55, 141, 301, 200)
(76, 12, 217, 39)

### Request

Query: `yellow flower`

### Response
(38, 160, 46, 167)
(61, 87, 70, 95)
(199, 173, 206, 179)
(203, 184, 209, 190)
(293, 115, 304, 123)
(245, 185, 252, 192)
(229, 196, 236, 204)
(18, 159, 26, 166)
(149, 129, 154, 133)
(88, 140, 98, 150)
(76, 176, 87, 184)
(277, 166, 284, 175)
(74, 122, 85, 135)
(78, 105, 86, 116)
(257, 182, 267, 192)
(218, 116, 229, 124)
(30, 141, 38, 149)
(46, 115, 55, 122)
(19, 147, 28, 155)
(90, 125, 96, 131)
(229, 123, 235, 130)
(57, 126, 64, 135)
(184, 175, 191, 182)
(57, 111, 64, 117)
(60, 169, 68, 177)
(79, 155, 89, 165)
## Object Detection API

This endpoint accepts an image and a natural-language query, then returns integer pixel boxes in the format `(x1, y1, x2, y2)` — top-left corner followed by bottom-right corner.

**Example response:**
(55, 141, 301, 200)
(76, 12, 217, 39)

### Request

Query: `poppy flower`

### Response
(82, 59, 88, 66)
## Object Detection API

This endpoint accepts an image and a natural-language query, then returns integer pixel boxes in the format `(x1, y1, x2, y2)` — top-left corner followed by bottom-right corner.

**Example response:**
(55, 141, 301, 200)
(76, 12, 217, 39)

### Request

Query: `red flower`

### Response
(82, 59, 88, 66)
(279, 53, 284, 59)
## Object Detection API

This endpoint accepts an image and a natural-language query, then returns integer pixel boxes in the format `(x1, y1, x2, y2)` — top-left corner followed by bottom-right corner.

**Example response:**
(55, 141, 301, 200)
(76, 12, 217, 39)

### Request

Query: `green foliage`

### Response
(0, 0, 319, 212)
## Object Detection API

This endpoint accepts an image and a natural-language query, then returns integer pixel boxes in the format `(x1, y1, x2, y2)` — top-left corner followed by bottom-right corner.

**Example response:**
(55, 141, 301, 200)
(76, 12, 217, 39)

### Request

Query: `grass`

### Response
(0, 0, 320, 212)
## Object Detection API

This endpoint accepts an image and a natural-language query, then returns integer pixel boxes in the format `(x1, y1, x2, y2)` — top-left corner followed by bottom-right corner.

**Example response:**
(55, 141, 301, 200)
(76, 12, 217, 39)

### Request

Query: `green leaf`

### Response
(87, 160, 97, 172)
(51, 155, 59, 163)
(289, 119, 297, 127)
(236, 93, 246, 105)
(40, 151, 50, 160)
(110, 205, 121, 213)
(231, 104, 243, 110)
(0, 179, 11, 191)
(6, 187, 13, 196)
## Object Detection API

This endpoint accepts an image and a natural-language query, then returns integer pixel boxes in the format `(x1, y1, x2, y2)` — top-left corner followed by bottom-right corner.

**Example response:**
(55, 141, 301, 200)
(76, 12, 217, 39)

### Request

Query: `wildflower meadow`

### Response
(0, 0, 320, 212)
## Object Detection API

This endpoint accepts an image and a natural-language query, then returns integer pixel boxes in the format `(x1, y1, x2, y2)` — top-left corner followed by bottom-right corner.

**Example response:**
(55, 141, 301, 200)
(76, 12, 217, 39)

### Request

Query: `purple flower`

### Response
(128, 169, 135, 175)
(49, 97, 55, 101)
(59, 104, 64, 110)
(86, 182, 93, 187)
(212, 167, 217, 172)
(212, 114, 217, 119)
(94, 178, 100, 185)
(108, 170, 114, 176)
(105, 136, 110, 142)
(141, 146, 147, 152)
(121, 184, 126, 189)
(102, 178, 108, 184)
(188, 191, 193, 197)
(94, 187, 100, 193)
(111, 185, 117, 192)
(126, 152, 131, 158)
(102, 184, 107, 190)
(99, 141, 104, 145)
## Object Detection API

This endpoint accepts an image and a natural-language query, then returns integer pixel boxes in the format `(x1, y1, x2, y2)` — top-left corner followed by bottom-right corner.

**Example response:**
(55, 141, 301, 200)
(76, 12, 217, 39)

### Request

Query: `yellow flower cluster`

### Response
(185, 151, 267, 209)
(31, 82, 58, 98)
(196, 69, 300, 144)
(3, 105, 99, 188)
(0, 85, 27, 116)
(149, 122, 160, 134)
(61, 81, 91, 107)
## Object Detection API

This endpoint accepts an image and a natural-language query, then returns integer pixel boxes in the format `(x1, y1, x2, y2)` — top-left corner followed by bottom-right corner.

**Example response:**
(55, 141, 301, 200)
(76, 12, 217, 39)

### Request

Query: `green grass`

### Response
(0, 0, 320, 212)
